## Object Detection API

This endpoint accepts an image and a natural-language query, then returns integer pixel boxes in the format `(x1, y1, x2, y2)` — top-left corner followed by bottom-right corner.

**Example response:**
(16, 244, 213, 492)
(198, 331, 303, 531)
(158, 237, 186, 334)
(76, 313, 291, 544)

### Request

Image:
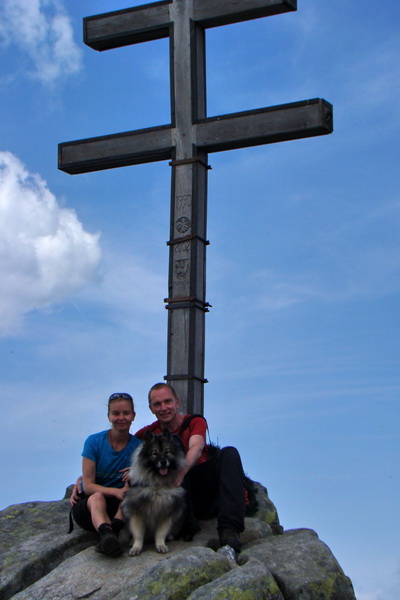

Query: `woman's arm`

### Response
(82, 457, 127, 501)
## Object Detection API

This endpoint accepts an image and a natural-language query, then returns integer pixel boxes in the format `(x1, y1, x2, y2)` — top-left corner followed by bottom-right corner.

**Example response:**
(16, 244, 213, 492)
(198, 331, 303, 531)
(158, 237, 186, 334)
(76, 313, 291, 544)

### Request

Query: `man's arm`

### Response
(175, 434, 204, 487)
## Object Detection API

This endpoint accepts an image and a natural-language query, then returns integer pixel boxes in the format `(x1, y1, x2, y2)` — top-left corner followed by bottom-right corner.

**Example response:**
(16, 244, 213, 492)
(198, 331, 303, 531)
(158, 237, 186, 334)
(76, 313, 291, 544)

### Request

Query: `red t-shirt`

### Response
(135, 415, 208, 464)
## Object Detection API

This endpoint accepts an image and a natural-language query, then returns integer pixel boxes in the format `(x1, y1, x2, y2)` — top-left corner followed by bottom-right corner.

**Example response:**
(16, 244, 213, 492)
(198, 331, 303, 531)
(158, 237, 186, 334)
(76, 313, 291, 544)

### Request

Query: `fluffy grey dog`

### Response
(122, 429, 186, 555)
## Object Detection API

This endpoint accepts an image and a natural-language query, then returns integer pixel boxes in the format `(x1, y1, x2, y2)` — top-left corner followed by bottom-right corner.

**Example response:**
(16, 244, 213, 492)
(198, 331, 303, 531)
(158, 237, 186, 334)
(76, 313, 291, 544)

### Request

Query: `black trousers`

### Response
(183, 446, 246, 533)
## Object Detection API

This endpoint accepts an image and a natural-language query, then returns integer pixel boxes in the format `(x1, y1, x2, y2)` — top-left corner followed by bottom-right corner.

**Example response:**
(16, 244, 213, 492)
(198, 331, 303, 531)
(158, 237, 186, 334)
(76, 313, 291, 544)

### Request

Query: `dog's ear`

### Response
(144, 430, 155, 443)
(171, 434, 185, 452)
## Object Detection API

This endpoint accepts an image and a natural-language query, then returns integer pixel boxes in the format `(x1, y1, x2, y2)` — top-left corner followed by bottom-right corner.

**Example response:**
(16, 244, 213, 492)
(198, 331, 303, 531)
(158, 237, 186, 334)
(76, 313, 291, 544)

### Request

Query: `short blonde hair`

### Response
(147, 382, 178, 405)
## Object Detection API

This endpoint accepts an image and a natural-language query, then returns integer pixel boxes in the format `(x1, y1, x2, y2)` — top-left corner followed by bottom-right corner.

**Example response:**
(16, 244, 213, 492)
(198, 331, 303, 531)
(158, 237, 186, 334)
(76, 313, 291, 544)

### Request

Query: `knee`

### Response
(220, 446, 240, 459)
(218, 446, 243, 469)
(87, 492, 106, 509)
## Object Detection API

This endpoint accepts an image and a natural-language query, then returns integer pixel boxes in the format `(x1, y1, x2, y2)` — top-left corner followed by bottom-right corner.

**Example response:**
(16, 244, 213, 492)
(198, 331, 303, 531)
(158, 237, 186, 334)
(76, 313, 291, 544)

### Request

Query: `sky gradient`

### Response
(0, 2, 399, 599)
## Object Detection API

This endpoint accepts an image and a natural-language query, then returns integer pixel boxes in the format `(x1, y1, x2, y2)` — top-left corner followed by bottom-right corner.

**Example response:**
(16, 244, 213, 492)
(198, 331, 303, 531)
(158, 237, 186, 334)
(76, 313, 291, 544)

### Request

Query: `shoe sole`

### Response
(96, 533, 123, 557)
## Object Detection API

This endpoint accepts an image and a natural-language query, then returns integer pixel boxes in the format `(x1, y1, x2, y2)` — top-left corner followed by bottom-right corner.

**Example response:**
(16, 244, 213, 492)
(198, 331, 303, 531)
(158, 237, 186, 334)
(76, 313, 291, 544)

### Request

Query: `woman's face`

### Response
(108, 399, 135, 432)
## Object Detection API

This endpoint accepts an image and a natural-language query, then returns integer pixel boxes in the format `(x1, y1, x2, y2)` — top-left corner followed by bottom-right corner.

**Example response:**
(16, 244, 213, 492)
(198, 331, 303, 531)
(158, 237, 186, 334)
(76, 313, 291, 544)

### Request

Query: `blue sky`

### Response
(0, 1, 399, 598)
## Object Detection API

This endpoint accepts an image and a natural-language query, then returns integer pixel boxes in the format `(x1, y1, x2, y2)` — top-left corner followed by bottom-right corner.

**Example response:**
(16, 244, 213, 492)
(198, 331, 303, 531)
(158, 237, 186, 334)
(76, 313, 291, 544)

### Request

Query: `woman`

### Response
(71, 392, 141, 557)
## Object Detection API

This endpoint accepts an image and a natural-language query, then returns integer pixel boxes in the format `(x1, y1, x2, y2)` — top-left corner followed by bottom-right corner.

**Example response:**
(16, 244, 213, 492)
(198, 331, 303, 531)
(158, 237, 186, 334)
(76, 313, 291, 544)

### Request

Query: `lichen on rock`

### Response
(0, 482, 356, 600)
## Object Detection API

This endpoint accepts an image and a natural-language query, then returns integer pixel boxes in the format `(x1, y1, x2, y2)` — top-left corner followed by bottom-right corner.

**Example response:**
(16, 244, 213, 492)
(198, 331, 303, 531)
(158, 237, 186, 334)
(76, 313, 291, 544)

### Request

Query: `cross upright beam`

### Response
(59, 0, 333, 414)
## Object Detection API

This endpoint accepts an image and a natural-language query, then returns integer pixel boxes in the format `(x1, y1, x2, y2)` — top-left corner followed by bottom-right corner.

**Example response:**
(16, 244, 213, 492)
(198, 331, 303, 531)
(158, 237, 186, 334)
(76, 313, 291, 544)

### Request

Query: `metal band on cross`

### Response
(59, 0, 333, 414)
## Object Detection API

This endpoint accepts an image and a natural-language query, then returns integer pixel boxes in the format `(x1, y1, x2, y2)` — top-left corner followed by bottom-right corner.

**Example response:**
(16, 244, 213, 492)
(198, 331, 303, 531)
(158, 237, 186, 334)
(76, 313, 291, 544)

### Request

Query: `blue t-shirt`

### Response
(82, 430, 141, 490)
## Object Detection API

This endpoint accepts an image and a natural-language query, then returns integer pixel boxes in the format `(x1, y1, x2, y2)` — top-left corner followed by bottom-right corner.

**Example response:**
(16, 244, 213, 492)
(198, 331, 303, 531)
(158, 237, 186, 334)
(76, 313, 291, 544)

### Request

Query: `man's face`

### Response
(149, 386, 180, 426)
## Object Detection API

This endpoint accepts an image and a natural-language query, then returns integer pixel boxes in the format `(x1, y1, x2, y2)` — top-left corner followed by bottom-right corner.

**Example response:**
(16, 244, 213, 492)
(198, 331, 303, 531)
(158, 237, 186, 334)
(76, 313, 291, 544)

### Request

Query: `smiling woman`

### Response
(0, 0, 399, 597)
(70, 392, 141, 557)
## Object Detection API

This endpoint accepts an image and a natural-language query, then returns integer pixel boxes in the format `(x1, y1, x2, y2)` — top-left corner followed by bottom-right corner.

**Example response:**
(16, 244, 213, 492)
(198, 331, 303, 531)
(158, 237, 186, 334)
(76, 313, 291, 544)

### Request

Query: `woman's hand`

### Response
(113, 483, 129, 502)
(70, 476, 83, 506)
(119, 467, 131, 484)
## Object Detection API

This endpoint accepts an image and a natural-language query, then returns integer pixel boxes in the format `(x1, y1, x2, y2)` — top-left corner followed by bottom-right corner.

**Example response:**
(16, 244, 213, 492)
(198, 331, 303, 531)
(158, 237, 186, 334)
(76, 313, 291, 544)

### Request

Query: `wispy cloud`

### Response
(0, 0, 82, 84)
(71, 246, 167, 334)
(0, 151, 101, 335)
(208, 166, 400, 311)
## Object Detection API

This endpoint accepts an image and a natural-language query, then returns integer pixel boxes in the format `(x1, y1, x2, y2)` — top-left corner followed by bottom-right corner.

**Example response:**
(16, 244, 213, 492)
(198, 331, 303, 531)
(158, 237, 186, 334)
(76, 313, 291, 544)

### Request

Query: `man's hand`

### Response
(172, 433, 205, 487)
(173, 468, 188, 488)
(70, 476, 83, 506)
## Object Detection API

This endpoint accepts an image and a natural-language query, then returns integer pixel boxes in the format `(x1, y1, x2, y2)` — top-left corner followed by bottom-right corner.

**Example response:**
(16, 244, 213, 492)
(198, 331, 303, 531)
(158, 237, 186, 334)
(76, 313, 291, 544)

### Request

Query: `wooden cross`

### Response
(59, 0, 333, 415)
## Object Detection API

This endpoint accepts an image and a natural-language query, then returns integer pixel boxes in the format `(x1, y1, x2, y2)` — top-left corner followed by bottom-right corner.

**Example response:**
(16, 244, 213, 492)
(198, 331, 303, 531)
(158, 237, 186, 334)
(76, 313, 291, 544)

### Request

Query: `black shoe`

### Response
(111, 518, 124, 537)
(96, 523, 123, 557)
(218, 528, 242, 553)
(180, 518, 201, 541)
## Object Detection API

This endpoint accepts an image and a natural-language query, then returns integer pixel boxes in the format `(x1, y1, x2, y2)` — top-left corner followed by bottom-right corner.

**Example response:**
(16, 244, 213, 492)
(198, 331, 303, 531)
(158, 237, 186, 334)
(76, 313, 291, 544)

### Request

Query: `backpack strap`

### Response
(142, 415, 207, 438)
(177, 414, 207, 436)
(68, 507, 74, 533)
(178, 414, 215, 453)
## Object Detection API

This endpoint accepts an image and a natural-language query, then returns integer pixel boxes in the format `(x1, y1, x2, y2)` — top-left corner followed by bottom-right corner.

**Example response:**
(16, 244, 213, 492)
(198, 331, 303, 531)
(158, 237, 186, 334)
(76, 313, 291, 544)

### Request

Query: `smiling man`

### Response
(134, 382, 246, 553)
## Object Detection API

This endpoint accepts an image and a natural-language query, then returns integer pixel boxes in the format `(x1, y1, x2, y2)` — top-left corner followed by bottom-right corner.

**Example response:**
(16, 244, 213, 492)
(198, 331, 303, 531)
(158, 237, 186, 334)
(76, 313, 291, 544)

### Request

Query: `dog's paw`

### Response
(129, 545, 143, 556)
(156, 543, 169, 553)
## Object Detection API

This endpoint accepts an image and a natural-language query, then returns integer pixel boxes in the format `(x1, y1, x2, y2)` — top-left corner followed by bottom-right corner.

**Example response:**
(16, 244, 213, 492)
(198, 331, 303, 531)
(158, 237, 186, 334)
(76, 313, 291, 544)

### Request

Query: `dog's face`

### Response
(141, 429, 185, 477)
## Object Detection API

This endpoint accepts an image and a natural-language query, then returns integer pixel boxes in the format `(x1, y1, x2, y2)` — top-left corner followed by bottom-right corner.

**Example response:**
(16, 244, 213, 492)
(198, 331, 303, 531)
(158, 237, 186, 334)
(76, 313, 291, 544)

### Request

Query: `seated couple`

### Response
(70, 383, 247, 557)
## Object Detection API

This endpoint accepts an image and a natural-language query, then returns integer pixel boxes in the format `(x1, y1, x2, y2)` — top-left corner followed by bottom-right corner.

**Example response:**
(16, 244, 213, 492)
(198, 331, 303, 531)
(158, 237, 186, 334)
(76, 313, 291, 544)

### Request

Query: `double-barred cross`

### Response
(59, 0, 333, 414)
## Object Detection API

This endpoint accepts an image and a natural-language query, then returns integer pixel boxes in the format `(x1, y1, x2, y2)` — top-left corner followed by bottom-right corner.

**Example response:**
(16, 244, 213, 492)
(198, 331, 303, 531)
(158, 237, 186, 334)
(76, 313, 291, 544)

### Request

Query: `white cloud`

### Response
(257, 274, 319, 310)
(0, 0, 82, 84)
(69, 245, 167, 337)
(0, 151, 101, 335)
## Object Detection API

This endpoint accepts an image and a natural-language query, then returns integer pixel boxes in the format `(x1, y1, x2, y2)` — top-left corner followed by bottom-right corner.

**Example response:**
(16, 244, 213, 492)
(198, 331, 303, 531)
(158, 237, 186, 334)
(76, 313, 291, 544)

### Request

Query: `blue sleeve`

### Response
(129, 435, 142, 454)
(82, 434, 98, 463)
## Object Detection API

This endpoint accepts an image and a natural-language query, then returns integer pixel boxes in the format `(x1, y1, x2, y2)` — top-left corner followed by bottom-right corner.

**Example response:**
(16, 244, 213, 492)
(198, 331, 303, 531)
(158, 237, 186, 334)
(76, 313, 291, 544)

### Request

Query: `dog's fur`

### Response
(122, 429, 186, 555)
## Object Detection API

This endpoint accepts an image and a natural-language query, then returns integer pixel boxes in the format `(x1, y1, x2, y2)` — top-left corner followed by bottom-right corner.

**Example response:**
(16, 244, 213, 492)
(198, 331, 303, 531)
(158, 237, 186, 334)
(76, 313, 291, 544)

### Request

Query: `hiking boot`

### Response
(111, 518, 125, 538)
(218, 528, 242, 553)
(96, 523, 123, 557)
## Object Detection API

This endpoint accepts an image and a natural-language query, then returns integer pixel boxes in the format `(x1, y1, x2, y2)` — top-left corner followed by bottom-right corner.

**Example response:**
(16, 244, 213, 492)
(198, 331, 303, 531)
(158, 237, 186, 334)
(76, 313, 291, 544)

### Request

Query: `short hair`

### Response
(148, 382, 178, 404)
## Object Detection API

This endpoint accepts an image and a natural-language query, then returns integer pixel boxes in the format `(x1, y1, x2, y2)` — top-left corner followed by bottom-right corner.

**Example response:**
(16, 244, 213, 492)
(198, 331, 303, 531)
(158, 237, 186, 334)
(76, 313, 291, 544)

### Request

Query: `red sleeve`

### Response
(181, 416, 208, 463)
(187, 416, 207, 439)
(135, 416, 209, 464)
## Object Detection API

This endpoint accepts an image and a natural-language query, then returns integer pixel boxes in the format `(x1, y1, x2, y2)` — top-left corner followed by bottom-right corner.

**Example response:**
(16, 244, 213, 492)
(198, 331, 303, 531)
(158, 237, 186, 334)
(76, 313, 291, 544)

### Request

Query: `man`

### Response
(134, 382, 246, 552)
